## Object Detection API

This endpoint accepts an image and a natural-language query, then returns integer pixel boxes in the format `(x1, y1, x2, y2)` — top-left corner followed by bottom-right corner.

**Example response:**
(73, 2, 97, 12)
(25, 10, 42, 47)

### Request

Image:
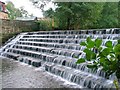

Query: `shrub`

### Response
(76, 37, 120, 79)
(37, 20, 53, 31)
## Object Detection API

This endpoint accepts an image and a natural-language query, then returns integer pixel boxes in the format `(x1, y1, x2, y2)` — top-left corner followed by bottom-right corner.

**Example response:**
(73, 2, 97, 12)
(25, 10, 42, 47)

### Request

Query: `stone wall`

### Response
(0, 12, 8, 19)
(0, 19, 39, 45)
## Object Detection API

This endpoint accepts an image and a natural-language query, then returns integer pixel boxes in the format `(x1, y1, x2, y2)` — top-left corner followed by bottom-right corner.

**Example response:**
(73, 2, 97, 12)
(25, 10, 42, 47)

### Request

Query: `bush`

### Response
(37, 20, 53, 31)
(76, 37, 120, 79)
(76, 37, 120, 88)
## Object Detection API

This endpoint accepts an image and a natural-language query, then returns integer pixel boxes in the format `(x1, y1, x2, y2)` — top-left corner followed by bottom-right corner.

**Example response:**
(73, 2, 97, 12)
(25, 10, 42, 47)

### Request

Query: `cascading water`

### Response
(0, 28, 120, 89)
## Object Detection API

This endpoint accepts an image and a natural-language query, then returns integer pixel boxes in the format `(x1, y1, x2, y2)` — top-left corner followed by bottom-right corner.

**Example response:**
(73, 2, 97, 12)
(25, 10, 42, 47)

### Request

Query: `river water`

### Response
(1, 57, 81, 89)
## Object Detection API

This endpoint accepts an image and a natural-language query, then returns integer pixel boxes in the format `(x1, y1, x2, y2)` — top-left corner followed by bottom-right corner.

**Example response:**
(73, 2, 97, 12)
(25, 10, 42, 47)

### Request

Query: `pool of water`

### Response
(1, 57, 81, 89)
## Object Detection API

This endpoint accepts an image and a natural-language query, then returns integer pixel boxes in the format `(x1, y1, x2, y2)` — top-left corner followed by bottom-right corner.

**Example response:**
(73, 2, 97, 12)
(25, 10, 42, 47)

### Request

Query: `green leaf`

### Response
(95, 38, 102, 48)
(87, 37, 91, 43)
(83, 48, 90, 53)
(86, 37, 95, 48)
(76, 58, 85, 64)
(114, 44, 120, 58)
(91, 52, 96, 59)
(87, 42, 95, 48)
(105, 41, 112, 48)
(80, 42, 86, 46)
(104, 58, 111, 65)
(84, 49, 96, 60)
(100, 58, 105, 64)
(102, 48, 110, 56)
(114, 44, 120, 53)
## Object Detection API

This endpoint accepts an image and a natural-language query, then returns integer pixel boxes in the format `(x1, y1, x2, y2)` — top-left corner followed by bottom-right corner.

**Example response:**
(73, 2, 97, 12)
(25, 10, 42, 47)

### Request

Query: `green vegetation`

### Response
(76, 37, 120, 88)
(6, 1, 30, 20)
(43, 2, 119, 30)
(6, 1, 22, 19)
(37, 20, 53, 31)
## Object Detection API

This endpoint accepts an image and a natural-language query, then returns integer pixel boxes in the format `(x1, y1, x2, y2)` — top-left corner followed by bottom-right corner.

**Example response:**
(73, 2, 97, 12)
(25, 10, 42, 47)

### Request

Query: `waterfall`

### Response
(0, 28, 120, 88)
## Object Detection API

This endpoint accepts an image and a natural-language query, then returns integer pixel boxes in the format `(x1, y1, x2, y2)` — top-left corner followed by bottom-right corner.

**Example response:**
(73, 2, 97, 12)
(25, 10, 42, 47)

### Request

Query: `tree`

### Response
(6, 1, 31, 19)
(98, 2, 119, 28)
(19, 7, 29, 17)
(53, 2, 104, 29)
(30, 1, 119, 29)
(118, 1, 120, 27)
(54, 2, 73, 29)
(30, 0, 51, 11)
(43, 8, 54, 18)
(6, 1, 22, 19)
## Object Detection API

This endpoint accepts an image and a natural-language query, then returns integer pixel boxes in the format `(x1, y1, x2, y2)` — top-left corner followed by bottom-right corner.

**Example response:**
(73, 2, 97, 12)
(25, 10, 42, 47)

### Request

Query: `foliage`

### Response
(37, 19, 53, 30)
(19, 7, 29, 17)
(118, 1, 120, 27)
(42, 2, 118, 30)
(98, 2, 119, 28)
(30, 0, 51, 11)
(76, 37, 120, 79)
(43, 8, 54, 18)
(6, 1, 22, 19)
(30, 1, 119, 29)
(6, 1, 30, 19)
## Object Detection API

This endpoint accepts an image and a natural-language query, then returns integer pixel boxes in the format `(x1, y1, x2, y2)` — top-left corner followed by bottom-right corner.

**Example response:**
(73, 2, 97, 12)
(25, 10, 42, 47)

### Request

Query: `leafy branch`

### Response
(76, 37, 120, 80)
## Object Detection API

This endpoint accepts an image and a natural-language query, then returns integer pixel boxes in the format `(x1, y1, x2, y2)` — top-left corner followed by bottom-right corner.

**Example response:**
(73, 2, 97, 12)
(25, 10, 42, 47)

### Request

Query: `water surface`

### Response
(1, 57, 81, 88)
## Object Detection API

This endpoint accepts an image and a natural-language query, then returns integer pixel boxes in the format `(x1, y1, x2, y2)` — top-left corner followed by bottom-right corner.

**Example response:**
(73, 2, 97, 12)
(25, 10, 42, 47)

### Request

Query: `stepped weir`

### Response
(0, 28, 120, 88)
